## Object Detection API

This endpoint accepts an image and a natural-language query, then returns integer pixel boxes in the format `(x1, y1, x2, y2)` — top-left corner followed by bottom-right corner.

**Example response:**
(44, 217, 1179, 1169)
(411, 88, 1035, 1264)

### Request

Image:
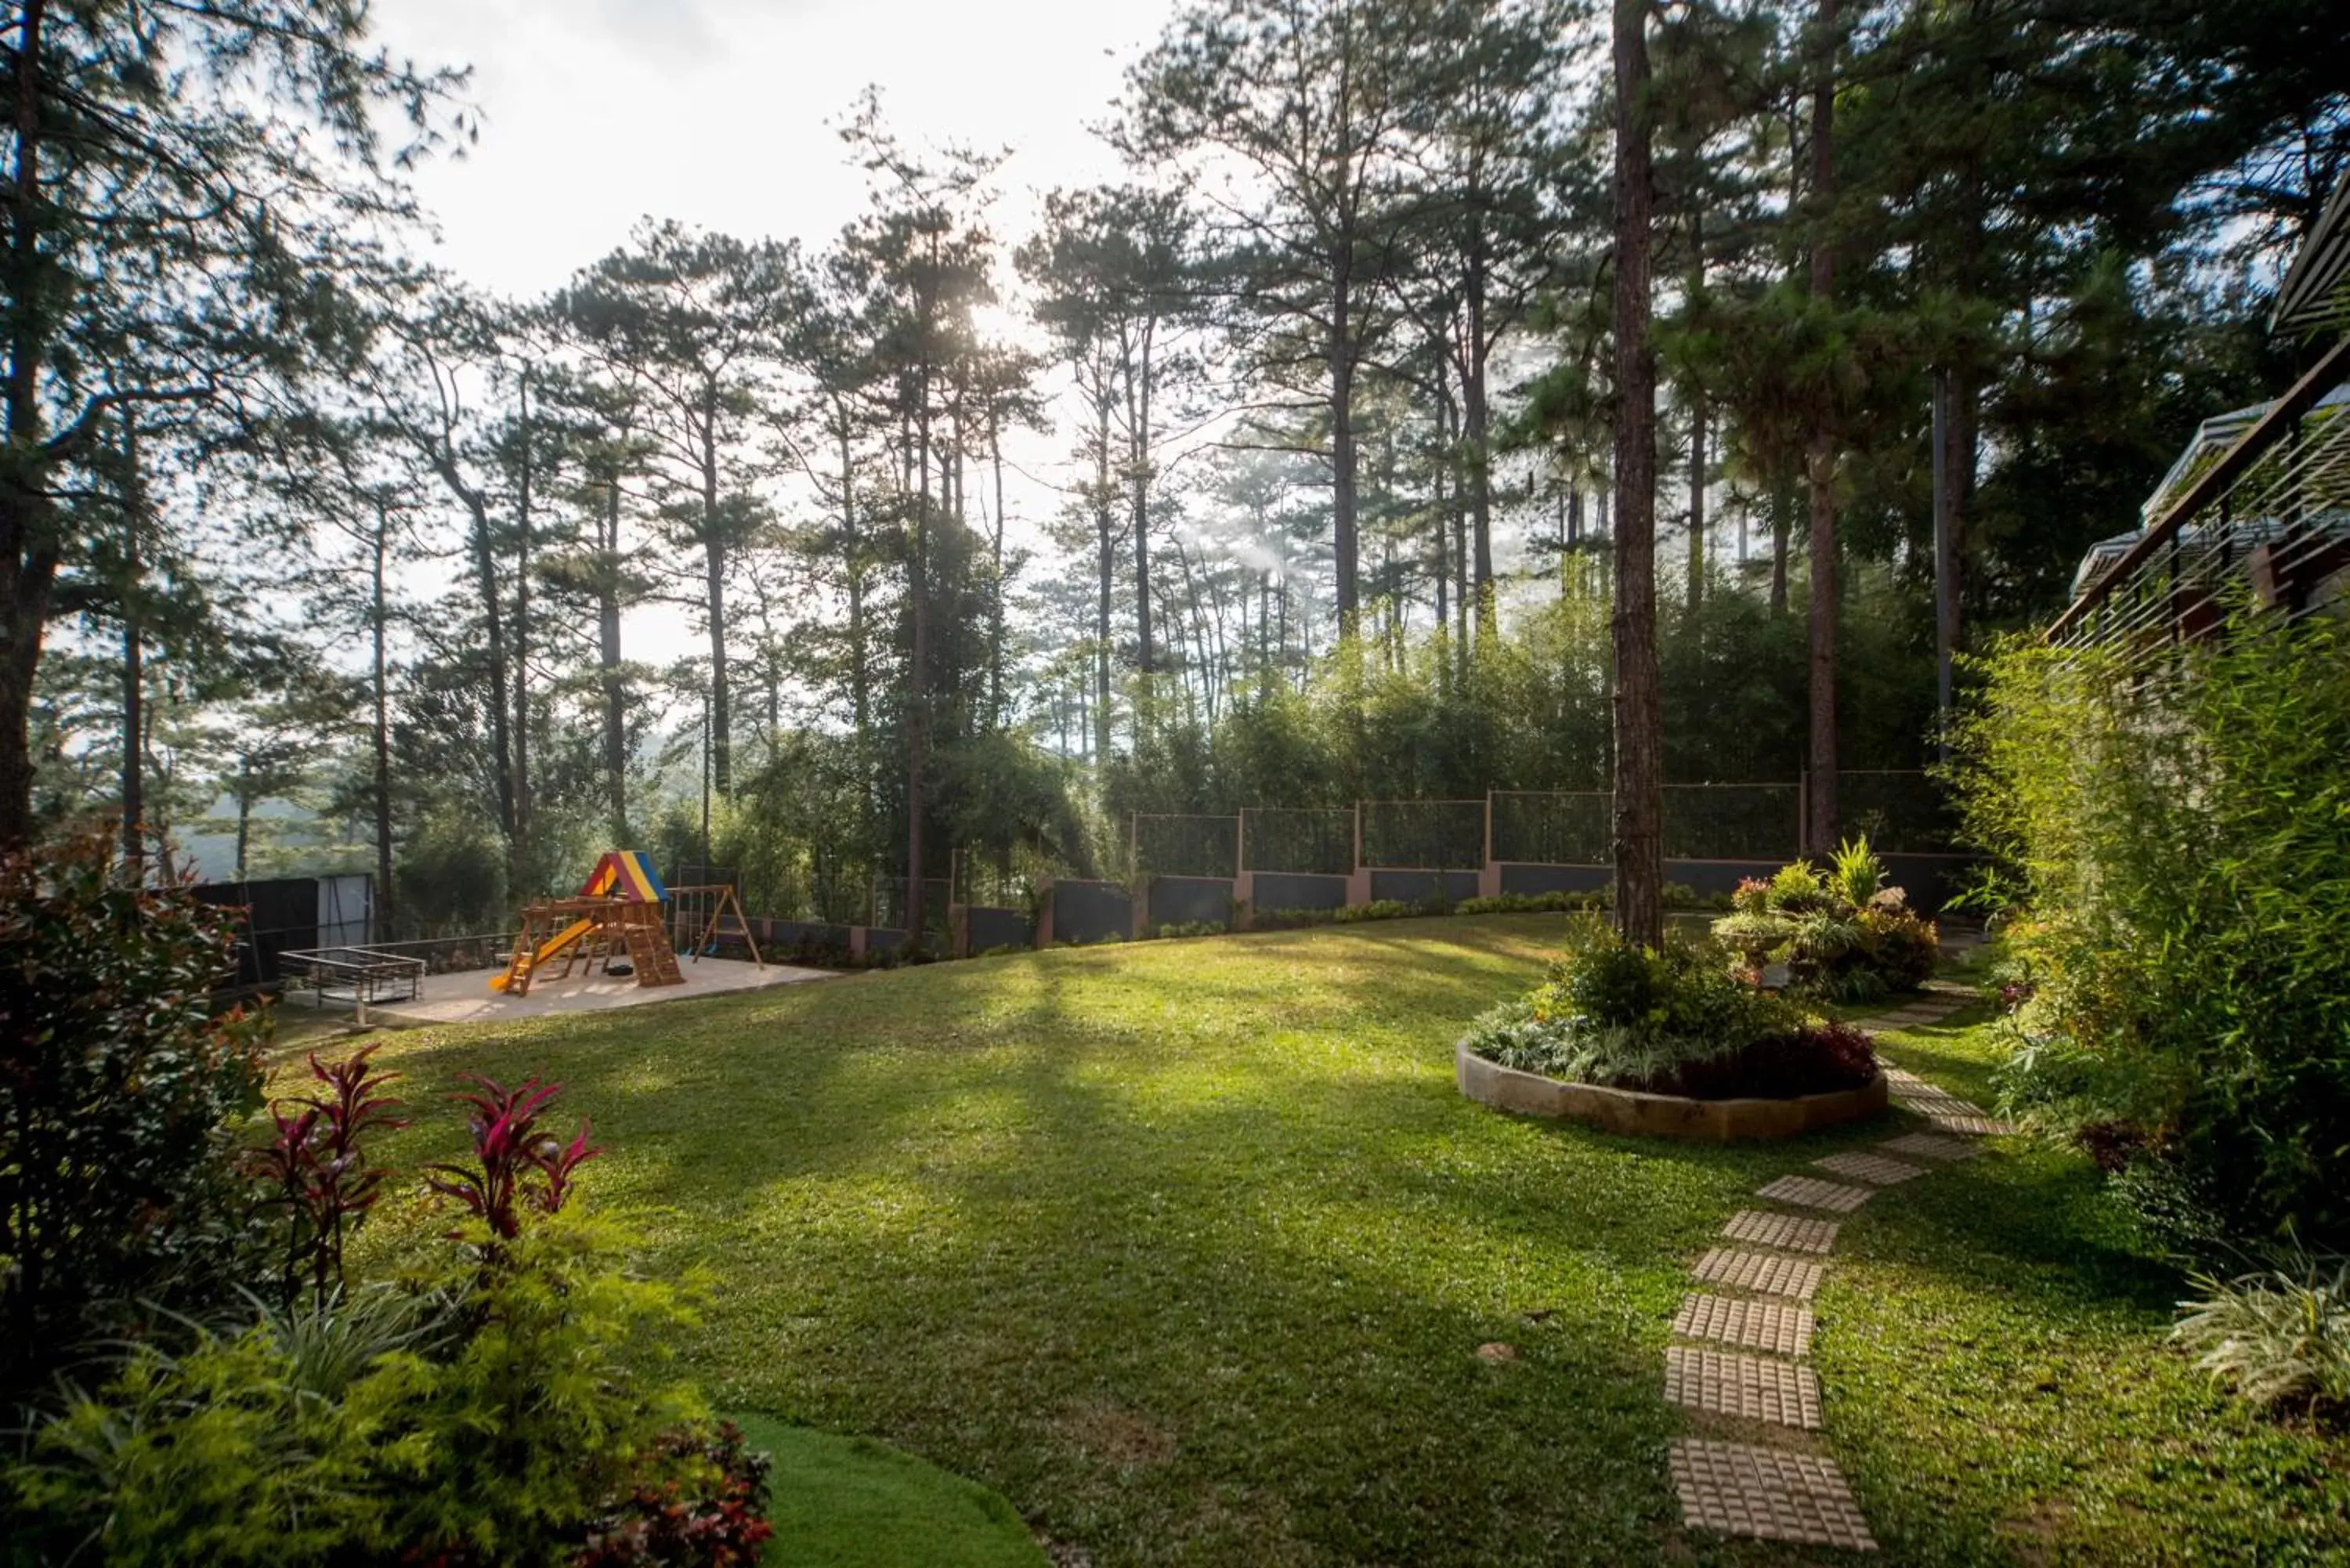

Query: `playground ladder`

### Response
(620, 914, 684, 987)
(499, 912, 548, 997)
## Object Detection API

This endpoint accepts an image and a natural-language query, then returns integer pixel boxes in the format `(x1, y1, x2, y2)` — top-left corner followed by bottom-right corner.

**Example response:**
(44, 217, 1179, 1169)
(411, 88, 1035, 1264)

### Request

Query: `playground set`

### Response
(491, 851, 763, 999)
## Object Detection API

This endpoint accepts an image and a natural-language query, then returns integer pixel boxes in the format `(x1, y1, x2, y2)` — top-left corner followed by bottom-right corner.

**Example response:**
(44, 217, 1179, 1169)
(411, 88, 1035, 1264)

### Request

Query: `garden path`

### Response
(1667, 985, 2006, 1552)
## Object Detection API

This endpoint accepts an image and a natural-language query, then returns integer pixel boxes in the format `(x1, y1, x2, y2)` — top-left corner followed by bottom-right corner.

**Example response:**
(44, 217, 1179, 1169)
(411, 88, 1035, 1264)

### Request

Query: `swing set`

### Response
(490, 851, 763, 999)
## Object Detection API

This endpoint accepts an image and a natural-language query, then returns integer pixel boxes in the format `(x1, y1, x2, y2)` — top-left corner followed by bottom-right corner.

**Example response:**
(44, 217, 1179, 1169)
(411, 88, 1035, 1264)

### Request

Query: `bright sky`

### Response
(367, 0, 1185, 670)
(374, 0, 1166, 298)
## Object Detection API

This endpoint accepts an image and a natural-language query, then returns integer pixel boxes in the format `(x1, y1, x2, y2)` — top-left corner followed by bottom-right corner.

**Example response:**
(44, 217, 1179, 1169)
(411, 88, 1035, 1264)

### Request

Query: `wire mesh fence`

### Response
(954, 850, 1051, 912)
(1133, 814, 1241, 880)
(1661, 784, 1802, 861)
(1239, 807, 1358, 875)
(1360, 799, 1487, 869)
(1489, 790, 1611, 865)
(1835, 771, 1960, 854)
(870, 876, 953, 936)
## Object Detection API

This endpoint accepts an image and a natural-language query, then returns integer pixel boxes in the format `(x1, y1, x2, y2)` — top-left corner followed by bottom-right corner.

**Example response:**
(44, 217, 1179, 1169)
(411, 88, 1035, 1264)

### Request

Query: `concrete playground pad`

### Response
(303, 956, 837, 1028)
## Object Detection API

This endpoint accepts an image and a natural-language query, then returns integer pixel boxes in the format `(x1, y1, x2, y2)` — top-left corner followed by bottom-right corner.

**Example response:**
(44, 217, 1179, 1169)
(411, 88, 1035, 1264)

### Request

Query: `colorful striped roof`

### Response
(582, 851, 667, 902)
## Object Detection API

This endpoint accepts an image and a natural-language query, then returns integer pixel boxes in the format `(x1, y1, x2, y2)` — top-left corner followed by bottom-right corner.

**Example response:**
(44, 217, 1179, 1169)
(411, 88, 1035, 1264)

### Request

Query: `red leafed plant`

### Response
(425, 1073, 603, 1243)
(247, 1044, 408, 1310)
(574, 1422, 776, 1568)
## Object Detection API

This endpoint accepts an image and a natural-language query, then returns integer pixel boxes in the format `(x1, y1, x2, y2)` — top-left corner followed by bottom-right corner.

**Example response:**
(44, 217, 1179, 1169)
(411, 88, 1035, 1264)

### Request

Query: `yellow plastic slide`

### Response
(487, 918, 595, 992)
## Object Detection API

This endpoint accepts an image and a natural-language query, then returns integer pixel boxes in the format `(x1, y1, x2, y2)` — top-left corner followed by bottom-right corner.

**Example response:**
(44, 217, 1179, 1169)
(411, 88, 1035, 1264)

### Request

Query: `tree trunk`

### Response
(1804, 0, 1840, 856)
(118, 406, 144, 876)
(701, 376, 731, 799)
(1132, 323, 1155, 680)
(1466, 230, 1497, 640)
(989, 410, 1007, 725)
(0, 0, 52, 848)
(512, 367, 533, 891)
(1770, 485, 1791, 613)
(1330, 287, 1361, 637)
(1094, 392, 1115, 764)
(372, 500, 395, 938)
(235, 759, 252, 880)
(454, 475, 516, 844)
(599, 468, 627, 844)
(904, 323, 935, 946)
(1686, 210, 1707, 611)
(1610, 0, 1665, 950)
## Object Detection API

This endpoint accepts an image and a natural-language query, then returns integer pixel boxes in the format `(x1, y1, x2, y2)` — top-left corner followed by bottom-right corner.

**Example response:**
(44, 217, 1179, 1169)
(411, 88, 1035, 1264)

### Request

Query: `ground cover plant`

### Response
(1459, 917, 1878, 1099)
(349, 915, 2347, 1565)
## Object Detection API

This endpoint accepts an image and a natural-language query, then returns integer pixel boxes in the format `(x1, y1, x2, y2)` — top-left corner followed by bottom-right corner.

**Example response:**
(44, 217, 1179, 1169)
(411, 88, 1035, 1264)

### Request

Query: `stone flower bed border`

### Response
(1455, 1042, 1889, 1142)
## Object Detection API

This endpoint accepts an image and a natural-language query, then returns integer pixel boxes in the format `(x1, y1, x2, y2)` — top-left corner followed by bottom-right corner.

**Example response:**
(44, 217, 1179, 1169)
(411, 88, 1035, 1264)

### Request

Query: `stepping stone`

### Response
(1672, 1438, 1878, 1551)
(1882, 1132, 1980, 1162)
(1878, 1066, 1928, 1087)
(1723, 1209, 1839, 1255)
(1693, 1248, 1824, 1302)
(1922, 1111, 2015, 1136)
(1755, 1175, 1873, 1214)
(1666, 1345, 1822, 1429)
(1812, 1152, 1929, 1187)
(1673, 1292, 1815, 1358)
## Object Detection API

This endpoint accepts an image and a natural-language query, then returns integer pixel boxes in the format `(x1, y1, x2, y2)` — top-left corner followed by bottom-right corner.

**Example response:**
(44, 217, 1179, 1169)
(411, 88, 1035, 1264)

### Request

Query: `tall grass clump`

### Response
(1950, 609, 2350, 1245)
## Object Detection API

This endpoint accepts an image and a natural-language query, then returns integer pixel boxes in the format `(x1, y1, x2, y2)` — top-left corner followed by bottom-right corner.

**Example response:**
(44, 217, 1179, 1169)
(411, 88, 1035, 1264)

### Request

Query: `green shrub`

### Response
(2171, 1248, 2350, 1411)
(0, 829, 265, 1404)
(1455, 891, 1608, 916)
(1155, 920, 1227, 939)
(1708, 838, 1938, 999)
(1952, 614, 2350, 1241)
(9, 1213, 710, 1566)
(1332, 898, 1423, 923)
(1458, 919, 1867, 1100)
(1249, 905, 1340, 930)
(7, 1058, 767, 1566)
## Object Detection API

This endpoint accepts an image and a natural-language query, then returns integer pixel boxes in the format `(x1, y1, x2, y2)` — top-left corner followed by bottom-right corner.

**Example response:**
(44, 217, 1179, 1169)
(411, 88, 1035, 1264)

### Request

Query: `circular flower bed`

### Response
(1455, 918, 1886, 1141)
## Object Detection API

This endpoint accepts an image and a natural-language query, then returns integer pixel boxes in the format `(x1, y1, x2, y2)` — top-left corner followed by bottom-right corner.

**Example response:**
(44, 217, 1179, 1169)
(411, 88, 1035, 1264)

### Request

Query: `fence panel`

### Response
(1490, 790, 1610, 865)
(1836, 770, 1961, 854)
(871, 876, 953, 938)
(1133, 814, 1240, 880)
(1360, 799, 1486, 869)
(1239, 807, 1357, 875)
(1661, 784, 1800, 862)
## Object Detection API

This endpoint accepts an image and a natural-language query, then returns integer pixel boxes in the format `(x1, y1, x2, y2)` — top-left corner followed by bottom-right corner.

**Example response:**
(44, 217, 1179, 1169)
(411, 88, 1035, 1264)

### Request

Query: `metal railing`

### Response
(2050, 337, 2350, 655)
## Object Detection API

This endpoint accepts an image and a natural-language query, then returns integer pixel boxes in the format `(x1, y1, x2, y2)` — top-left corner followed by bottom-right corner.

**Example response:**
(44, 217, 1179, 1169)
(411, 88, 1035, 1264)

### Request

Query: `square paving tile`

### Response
(1923, 1111, 2015, 1136)
(1754, 1175, 1873, 1214)
(1672, 1439, 1878, 1551)
(1723, 1209, 1839, 1255)
(1667, 1346, 1822, 1428)
(1813, 1152, 1929, 1187)
(1882, 1132, 1980, 1162)
(1673, 1292, 1815, 1357)
(1692, 1248, 1824, 1302)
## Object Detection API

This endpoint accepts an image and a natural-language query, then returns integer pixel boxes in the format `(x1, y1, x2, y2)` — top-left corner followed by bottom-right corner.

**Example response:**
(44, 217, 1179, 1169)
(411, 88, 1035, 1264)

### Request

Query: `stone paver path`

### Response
(1667, 1346, 1824, 1428)
(1755, 1174, 1874, 1212)
(1672, 1440, 1878, 1551)
(1666, 985, 2003, 1554)
(1722, 1209, 1839, 1254)
(1673, 1293, 1816, 1357)
(1813, 1151, 1930, 1187)
(1693, 1248, 1824, 1302)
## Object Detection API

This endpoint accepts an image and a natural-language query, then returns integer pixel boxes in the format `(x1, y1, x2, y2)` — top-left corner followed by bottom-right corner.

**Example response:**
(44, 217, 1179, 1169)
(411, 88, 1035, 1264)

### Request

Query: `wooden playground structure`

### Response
(492, 851, 763, 999)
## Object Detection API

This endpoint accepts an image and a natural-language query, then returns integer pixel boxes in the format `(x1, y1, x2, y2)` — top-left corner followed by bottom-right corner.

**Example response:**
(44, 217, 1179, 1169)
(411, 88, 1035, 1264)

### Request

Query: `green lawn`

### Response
(349, 915, 2350, 1566)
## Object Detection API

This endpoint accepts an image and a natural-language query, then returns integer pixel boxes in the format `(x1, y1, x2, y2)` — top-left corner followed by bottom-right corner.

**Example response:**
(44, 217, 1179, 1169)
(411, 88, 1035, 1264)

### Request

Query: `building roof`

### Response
(2272, 175, 2350, 337)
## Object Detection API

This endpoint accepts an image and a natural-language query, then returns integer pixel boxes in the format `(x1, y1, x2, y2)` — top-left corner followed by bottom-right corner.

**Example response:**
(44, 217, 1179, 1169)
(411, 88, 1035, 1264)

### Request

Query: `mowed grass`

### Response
(344, 916, 2350, 1566)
